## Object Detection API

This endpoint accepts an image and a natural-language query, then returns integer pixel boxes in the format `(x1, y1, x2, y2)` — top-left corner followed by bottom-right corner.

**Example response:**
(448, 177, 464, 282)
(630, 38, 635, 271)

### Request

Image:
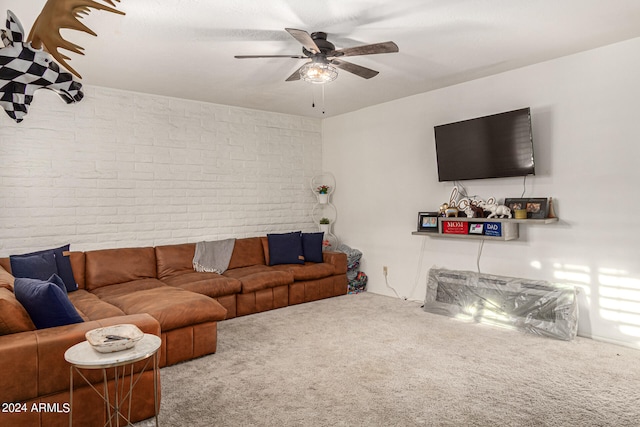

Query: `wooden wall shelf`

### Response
(411, 217, 558, 241)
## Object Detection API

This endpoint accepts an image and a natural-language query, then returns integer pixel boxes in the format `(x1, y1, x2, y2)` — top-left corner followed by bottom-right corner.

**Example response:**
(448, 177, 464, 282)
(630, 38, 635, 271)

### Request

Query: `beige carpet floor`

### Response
(135, 292, 640, 426)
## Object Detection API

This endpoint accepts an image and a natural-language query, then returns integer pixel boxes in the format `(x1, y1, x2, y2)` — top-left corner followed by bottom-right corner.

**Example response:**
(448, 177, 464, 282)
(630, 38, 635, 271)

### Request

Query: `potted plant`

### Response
(319, 217, 331, 234)
(316, 185, 330, 204)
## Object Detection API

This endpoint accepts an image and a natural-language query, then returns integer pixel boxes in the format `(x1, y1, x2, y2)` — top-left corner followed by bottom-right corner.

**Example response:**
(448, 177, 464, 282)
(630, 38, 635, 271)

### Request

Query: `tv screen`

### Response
(434, 108, 535, 181)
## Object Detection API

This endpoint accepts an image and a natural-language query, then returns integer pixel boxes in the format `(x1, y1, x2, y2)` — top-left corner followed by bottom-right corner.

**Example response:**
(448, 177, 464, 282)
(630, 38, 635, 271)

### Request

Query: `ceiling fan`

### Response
(234, 28, 399, 84)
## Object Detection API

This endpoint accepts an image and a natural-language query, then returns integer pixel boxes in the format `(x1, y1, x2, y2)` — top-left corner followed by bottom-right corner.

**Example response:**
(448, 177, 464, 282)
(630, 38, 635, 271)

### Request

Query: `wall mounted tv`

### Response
(434, 107, 535, 182)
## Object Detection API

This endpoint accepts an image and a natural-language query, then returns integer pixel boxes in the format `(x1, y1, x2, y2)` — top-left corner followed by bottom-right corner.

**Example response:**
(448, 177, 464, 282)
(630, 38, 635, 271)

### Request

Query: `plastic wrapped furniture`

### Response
(424, 268, 578, 341)
(336, 244, 367, 293)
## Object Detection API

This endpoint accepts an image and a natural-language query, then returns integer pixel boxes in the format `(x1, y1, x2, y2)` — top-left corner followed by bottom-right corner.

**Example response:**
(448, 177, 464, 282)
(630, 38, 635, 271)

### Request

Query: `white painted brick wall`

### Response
(0, 86, 323, 256)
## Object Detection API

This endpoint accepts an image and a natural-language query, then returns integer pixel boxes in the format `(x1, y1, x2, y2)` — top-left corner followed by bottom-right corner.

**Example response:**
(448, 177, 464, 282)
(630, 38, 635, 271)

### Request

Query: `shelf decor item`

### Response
(547, 197, 557, 218)
(483, 222, 503, 237)
(316, 185, 330, 203)
(505, 198, 548, 219)
(478, 200, 512, 219)
(469, 223, 484, 235)
(514, 209, 527, 219)
(319, 217, 331, 234)
(85, 324, 144, 353)
(525, 198, 548, 219)
(417, 212, 439, 232)
(441, 220, 469, 235)
(504, 198, 526, 214)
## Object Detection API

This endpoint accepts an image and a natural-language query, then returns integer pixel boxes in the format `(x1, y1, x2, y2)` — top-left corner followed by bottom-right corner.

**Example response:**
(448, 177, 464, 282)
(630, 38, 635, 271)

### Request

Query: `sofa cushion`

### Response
(0, 287, 36, 335)
(223, 264, 294, 292)
(68, 290, 126, 321)
(9, 245, 78, 292)
(155, 243, 196, 279)
(322, 251, 349, 275)
(14, 277, 84, 329)
(223, 264, 272, 278)
(161, 272, 242, 298)
(97, 286, 228, 331)
(85, 247, 157, 291)
(89, 278, 166, 300)
(227, 237, 266, 269)
(302, 232, 324, 263)
(267, 232, 305, 265)
(271, 262, 336, 281)
(235, 271, 294, 294)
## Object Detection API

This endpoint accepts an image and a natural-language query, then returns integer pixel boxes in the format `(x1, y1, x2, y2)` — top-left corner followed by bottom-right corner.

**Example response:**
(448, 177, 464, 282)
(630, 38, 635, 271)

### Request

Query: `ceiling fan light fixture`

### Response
(300, 61, 338, 84)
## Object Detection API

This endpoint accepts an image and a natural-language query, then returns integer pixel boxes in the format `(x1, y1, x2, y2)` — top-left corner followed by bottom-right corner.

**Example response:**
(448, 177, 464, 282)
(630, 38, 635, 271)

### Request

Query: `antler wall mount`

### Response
(0, 0, 124, 122)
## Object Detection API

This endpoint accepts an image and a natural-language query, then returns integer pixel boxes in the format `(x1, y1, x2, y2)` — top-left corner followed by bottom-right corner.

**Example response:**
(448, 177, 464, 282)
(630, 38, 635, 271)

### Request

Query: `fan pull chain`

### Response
(311, 86, 326, 114)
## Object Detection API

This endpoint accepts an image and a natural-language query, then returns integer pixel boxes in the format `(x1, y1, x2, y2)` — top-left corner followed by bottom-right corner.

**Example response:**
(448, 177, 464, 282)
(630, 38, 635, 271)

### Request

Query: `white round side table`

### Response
(64, 333, 161, 427)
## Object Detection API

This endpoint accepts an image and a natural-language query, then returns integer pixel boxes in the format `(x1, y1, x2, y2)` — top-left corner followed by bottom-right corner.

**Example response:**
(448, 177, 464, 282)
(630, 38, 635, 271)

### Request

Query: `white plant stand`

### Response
(311, 172, 339, 251)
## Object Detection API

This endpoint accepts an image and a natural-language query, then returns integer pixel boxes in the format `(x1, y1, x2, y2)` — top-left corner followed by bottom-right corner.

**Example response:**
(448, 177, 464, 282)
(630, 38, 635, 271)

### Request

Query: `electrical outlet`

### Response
(383, 266, 388, 276)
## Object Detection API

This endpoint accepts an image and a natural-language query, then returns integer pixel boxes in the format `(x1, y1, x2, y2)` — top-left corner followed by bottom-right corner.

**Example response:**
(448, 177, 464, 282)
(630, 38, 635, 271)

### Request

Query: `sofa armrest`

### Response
(322, 251, 347, 275)
(0, 313, 160, 403)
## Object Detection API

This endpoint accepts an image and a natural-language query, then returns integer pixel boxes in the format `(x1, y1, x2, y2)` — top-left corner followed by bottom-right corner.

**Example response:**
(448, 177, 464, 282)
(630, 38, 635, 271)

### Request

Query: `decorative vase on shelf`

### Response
(317, 193, 329, 204)
(319, 218, 331, 234)
(316, 184, 331, 204)
(547, 197, 557, 218)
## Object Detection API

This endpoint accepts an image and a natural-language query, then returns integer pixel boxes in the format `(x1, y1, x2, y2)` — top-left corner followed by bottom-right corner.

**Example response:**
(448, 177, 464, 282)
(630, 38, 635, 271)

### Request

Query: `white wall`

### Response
(2, 37, 639, 348)
(0, 87, 322, 255)
(323, 37, 640, 348)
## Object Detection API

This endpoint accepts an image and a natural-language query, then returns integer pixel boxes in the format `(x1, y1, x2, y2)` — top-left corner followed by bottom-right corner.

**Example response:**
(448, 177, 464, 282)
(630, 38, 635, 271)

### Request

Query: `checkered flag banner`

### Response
(0, 10, 83, 123)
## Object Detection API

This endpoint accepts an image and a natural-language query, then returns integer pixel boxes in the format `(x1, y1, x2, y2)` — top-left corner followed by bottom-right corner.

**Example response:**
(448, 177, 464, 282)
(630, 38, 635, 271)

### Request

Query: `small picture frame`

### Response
(504, 198, 548, 219)
(469, 223, 484, 235)
(524, 198, 548, 219)
(504, 198, 526, 212)
(417, 212, 439, 232)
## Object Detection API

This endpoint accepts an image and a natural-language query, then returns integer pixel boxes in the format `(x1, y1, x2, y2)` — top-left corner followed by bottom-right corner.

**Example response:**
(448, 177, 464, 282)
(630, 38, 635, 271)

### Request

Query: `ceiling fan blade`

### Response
(285, 28, 320, 54)
(330, 59, 379, 79)
(332, 41, 399, 57)
(285, 64, 305, 81)
(235, 54, 307, 59)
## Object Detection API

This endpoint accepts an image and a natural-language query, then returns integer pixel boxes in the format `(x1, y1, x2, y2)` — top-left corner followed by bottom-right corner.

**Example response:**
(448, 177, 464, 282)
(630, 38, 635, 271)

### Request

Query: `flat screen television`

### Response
(434, 108, 535, 181)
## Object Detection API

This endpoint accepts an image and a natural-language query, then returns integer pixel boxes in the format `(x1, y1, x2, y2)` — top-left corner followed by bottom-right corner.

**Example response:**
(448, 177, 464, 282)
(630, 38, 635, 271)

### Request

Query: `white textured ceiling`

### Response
(3, 0, 640, 117)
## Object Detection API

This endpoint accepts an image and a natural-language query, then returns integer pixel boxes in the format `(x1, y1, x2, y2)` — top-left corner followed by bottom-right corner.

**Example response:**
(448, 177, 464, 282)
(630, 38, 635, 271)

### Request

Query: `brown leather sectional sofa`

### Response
(0, 236, 348, 427)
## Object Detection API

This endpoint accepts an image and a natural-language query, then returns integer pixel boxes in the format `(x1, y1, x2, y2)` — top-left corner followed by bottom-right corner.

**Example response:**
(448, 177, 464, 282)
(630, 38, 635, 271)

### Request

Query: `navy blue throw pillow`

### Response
(10, 251, 58, 282)
(267, 232, 305, 265)
(14, 277, 84, 329)
(302, 232, 324, 263)
(10, 245, 77, 292)
(47, 273, 68, 295)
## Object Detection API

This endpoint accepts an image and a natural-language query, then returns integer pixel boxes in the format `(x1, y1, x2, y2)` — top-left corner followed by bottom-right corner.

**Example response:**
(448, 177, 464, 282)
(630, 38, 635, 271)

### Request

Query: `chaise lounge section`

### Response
(81, 246, 227, 367)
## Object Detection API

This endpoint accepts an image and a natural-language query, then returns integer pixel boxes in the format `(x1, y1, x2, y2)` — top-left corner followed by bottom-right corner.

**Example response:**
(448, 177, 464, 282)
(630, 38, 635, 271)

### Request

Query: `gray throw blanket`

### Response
(193, 238, 236, 274)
